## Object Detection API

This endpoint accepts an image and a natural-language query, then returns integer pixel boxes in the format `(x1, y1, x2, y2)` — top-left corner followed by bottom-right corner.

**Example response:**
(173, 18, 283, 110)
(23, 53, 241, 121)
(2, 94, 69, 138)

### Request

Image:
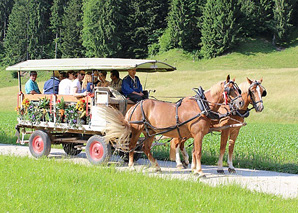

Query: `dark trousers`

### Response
(127, 91, 148, 103)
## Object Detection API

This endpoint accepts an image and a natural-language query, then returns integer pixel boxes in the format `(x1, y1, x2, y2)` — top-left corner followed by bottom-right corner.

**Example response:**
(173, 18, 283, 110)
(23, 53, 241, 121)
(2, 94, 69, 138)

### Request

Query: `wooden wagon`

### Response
(6, 58, 176, 164)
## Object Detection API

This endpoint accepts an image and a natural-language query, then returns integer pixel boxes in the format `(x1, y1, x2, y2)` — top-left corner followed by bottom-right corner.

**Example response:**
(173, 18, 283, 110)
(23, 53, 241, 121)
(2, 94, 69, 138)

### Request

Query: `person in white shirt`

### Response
(70, 71, 89, 97)
(58, 71, 74, 95)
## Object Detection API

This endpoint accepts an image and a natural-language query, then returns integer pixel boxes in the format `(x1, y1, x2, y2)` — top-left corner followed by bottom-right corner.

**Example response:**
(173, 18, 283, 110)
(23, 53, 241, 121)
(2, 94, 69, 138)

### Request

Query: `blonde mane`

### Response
(210, 81, 224, 97)
(239, 81, 250, 94)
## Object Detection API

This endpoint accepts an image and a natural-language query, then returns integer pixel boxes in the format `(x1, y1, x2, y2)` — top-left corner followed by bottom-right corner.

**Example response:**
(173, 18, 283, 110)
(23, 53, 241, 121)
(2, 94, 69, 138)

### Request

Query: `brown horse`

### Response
(102, 75, 243, 178)
(171, 78, 266, 173)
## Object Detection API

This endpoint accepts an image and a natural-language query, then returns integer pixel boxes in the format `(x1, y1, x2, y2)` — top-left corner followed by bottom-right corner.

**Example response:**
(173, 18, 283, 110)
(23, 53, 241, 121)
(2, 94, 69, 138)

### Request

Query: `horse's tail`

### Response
(98, 106, 131, 148)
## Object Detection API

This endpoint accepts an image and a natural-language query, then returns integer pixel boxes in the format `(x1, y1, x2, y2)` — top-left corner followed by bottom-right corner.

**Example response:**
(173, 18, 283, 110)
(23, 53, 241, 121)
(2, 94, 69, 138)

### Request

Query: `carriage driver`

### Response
(25, 71, 41, 94)
(121, 68, 148, 103)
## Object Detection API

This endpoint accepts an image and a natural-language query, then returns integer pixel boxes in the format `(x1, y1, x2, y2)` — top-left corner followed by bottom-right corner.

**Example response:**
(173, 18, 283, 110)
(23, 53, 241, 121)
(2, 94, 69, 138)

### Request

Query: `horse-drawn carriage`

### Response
(8, 58, 266, 177)
(7, 58, 176, 165)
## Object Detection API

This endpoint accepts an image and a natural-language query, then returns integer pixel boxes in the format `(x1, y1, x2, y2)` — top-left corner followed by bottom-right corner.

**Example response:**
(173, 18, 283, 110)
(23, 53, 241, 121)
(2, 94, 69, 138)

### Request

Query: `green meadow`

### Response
(0, 156, 297, 212)
(0, 38, 297, 209)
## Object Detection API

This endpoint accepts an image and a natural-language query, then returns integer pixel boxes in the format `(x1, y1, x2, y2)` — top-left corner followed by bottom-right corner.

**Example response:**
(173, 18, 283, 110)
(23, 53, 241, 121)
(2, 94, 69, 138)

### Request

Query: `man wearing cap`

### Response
(122, 68, 148, 103)
(25, 71, 41, 94)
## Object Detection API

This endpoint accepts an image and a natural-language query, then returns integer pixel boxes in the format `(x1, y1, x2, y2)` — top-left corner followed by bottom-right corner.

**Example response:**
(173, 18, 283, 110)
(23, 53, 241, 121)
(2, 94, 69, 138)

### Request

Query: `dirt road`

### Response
(1, 143, 297, 199)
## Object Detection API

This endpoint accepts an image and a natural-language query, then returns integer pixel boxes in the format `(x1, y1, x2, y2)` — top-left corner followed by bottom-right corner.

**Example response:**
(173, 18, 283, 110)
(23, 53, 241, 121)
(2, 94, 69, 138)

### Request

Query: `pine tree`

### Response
(0, 0, 15, 42)
(159, 0, 205, 52)
(61, 0, 84, 58)
(50, 0, 67, 58)
(4, 0, 28, 64)
(272, 0, 293, 44)
(82, 0, 125, 58)
(201, 0, 239, 59)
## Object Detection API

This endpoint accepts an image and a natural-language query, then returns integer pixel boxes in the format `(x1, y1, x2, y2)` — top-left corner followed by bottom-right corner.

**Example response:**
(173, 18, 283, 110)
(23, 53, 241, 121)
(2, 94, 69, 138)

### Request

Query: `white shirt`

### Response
(70, 79, 82, 95)
(58, 78, 73, 95)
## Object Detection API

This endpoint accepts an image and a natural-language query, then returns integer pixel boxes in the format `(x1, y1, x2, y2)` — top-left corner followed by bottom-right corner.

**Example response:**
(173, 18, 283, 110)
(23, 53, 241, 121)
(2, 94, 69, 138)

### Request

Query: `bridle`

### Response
(248, 81, 266, 109)
(223, 80, 242, 106)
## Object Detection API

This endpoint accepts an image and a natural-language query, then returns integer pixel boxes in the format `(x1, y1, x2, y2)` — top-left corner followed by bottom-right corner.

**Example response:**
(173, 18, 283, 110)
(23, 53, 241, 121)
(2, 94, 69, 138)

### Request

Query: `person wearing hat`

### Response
(70, 71, 89, 97)
(43, 71, 60, 94)
(25, 71, 41, 94)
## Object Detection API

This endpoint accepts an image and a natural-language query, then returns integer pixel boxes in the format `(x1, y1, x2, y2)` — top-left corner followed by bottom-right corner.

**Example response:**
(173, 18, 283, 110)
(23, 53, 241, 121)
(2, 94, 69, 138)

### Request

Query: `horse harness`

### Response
(128, 82, 241, 140)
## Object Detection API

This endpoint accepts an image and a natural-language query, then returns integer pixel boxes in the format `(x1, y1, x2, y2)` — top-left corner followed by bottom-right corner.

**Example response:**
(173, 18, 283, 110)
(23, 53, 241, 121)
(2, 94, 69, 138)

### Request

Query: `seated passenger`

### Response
(43, 71, 60, 94)
(110, 70, 122, 93)
(25, 71, 41, 94)
(82, 72, 92, 92)
(122, 68, 148, 103)
(97, 71, 110, 87)
(70, 71, 88, 97)
(86, 71, 99, 93)
(59, 71, 74, 95)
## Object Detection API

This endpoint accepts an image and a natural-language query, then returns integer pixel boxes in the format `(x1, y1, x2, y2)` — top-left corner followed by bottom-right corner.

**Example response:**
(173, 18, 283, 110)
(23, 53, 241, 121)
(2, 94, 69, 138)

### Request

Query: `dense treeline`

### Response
(0, 0, 297, 65)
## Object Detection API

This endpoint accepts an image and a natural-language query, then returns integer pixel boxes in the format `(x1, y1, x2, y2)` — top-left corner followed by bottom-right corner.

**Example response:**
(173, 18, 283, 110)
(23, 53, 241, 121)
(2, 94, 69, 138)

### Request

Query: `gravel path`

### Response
(1, 143, 297, 199)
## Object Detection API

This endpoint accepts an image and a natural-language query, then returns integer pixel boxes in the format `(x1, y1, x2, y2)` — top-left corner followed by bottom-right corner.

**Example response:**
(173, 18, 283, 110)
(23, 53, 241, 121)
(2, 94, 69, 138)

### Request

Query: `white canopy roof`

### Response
(6, 58, 176, 72)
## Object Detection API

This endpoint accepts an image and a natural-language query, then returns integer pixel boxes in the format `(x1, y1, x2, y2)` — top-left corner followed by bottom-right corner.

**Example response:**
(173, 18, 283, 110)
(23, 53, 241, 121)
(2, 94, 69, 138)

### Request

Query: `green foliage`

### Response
(82, 0, 124, 58)
(50, 0, 68, 58)
(201, 0, 240, 59)
(61, 0, 84, 58)
(161, 0, 204, 52)
(0, 0, 15, 41)
(272, 0, 294, 45)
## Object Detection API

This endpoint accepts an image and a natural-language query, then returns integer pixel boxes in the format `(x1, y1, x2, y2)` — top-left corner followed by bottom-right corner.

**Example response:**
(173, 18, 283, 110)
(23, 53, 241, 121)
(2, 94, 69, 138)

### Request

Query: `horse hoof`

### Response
(155, 168, 162, 173)
(176, 164, 184, 169)
(182, 162, 189, 169)
(195, 174, 206, 179)
(228, 168, 236, 174)
(217, 169, 225, 174)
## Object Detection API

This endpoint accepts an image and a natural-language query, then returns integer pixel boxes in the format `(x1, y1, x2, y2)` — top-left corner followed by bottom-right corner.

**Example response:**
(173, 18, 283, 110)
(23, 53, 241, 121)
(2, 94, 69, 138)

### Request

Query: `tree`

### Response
(82, 0, 125, 58)
(61, 0, 84, 58)
(50, 0, 68, 58)
(0, 0, 15, 42)
(201, 0, 240, 59)
(159, 0, 205, 53)
(272, 0, 293, 44)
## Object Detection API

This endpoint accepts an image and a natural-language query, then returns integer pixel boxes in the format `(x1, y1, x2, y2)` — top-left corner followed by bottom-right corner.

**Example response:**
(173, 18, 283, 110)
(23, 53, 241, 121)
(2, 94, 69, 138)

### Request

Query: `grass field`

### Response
(0, 156, 297, 212)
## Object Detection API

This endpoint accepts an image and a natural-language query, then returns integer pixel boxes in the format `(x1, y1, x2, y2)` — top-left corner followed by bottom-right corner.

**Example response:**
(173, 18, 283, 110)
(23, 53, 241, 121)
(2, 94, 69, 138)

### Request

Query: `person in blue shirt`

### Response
(122, 68, 148, 103)
(43, 71, 60, 94)
(25, 71, 41, 94)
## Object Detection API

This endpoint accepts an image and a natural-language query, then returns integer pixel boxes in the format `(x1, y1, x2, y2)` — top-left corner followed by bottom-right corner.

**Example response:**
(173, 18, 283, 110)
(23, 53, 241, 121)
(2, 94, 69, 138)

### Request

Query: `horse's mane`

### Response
(209, 81, 224, 97)
(239, 81, 249, 94)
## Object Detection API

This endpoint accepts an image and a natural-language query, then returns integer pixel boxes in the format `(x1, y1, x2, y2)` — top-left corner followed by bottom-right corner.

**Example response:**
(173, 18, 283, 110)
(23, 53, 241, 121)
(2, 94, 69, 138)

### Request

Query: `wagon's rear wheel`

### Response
(29, 130, 51, 158)
(86, 135, 111, 165)
(62, 143, 82, 156)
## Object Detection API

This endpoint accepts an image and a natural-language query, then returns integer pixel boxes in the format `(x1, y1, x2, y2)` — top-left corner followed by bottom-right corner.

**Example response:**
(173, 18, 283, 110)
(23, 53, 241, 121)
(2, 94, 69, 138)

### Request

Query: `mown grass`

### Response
(0, 155, 297, 212)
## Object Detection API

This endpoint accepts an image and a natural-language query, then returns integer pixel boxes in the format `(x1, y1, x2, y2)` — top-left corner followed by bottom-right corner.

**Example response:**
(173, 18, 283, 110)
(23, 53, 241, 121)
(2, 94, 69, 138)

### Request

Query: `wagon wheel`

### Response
(29, 130, 51, 158)
(62, 143, 82, 156)
(119, 145, 143, 163)
(86, 135, 111, 165)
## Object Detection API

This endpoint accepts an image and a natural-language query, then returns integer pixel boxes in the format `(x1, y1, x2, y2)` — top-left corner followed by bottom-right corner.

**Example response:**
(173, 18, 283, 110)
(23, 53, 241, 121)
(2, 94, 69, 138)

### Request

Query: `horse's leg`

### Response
(193, 132, 205, 178)
(191, 148, 196, 171)
(176, 143, 183, 169)
(128, 127, 142, 168)
(227, 128, 240, 173)
(143, 136, 161, 172)
(217, 129, 230, 174)
(180, 141, 190, 168)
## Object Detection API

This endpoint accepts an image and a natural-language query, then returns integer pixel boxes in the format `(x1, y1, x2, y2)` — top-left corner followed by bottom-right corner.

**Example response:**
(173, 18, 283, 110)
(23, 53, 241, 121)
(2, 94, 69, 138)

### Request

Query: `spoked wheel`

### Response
(86, 135, 111, 165)
(62, 143, 82, 156)
(29, 130, 51, 158)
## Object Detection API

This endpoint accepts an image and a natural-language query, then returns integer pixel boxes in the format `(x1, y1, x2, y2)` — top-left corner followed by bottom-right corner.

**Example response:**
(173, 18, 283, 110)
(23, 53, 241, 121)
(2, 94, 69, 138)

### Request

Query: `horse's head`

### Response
(245, 77, 266, 112)
(223, 75, 244, 110)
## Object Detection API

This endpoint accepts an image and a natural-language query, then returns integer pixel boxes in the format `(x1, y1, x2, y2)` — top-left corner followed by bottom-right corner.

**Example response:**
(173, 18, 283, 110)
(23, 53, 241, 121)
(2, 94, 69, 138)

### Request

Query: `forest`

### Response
(0, 0, 297, 66)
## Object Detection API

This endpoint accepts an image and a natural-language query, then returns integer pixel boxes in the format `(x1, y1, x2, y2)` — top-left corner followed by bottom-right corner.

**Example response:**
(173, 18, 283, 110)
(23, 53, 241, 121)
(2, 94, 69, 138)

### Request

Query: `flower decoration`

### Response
(22, 98, 30, 108)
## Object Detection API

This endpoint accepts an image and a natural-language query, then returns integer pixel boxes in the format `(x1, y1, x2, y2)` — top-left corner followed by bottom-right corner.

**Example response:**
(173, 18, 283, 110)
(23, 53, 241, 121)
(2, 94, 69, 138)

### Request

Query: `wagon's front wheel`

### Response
(86, 135, 111, 165)
(29, 130, 51, 158)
